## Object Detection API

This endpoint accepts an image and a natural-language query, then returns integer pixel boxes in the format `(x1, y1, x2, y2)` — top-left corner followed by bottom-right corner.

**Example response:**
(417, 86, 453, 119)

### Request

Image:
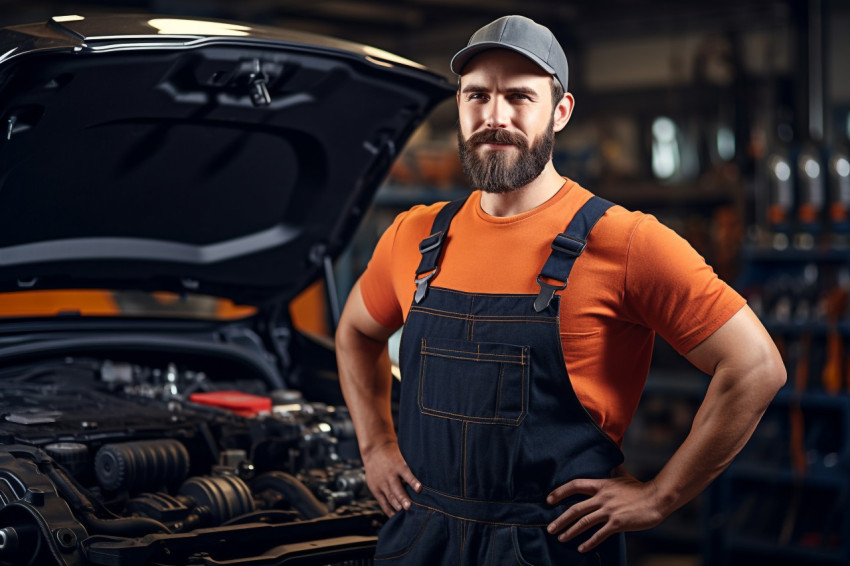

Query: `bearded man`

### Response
(336, 15, 785, 565)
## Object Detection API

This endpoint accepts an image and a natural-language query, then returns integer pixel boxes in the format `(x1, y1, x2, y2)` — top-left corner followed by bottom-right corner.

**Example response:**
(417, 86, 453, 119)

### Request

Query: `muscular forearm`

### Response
(653, 306, 787, 514)
(336, 321, 396, 457)
(650, 358, 786, 516)
(335, 282, 421, 516)
(546, 306, 785, 552)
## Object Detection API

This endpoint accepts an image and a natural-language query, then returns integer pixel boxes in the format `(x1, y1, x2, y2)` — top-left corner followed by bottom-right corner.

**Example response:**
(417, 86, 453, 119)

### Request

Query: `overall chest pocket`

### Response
(418, 337, 529, 425)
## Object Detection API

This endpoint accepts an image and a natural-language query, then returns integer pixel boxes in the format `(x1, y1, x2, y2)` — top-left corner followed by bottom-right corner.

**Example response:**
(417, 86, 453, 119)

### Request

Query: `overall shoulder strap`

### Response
(533, 196, 614, 312)
(413, 197, 468, 304)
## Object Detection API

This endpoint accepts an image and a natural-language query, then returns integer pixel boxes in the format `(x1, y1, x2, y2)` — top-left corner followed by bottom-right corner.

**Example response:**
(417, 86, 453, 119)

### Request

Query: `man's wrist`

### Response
(360, 436, 398, 460)
(648, 477, 681, 519)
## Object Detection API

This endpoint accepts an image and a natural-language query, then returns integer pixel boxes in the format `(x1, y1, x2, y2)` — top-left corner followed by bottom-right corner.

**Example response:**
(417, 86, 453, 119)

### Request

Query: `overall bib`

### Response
(374, 196, 626, 565)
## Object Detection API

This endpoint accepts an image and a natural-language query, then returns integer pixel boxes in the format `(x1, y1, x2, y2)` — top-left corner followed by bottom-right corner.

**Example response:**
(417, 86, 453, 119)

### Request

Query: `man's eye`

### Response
(468, 93, 488, 101)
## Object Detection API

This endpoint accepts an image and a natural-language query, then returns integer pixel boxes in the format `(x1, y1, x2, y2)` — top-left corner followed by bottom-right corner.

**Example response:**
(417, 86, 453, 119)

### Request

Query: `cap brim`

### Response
(450, 42, 557, 77)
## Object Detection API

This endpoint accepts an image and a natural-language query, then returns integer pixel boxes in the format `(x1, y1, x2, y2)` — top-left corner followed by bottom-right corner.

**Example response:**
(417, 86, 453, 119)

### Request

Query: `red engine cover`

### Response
(189, 391, 272, 417)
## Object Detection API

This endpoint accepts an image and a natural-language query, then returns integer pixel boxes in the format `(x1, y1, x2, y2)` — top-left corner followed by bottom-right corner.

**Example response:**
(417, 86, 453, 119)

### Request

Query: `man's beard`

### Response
(457, 120, 554, 194)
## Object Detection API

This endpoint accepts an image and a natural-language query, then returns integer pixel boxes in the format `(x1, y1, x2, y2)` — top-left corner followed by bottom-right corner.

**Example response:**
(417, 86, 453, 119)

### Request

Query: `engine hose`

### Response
(81, 514, 170, 538)
(220, 509, 300, 526)
(45, 465, 170, 537)
(251, 471, 327, 520)
(43, 466, 90, 512)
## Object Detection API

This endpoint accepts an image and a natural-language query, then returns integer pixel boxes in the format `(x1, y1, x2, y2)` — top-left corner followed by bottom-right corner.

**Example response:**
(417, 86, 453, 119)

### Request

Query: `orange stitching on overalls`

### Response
(470, 316, 557, 323)
(421, 346, 525, 360)
(461, 421, 468, 498)
(420, 406, 524, 425)
(426, 287, 540, 299)
(410, 501, 547, 528)
(520, 359, 525, 415)
(489, 526, 497, 566)
(409, 310, 470, 322)
(421, 351, 526, 365)
(511, 527, 530, 566)
(469, 296, 476, 341)
(424, 348, 523, 359)
(421, 486, 546, 506)
(417, 339, 528, 424)
(459, 521, 465, 565)
(410, 305, 468, 317)
(373, 509, 434, 561)
(495, 363, 505, 418)
(417, 342, 427, 413)
(410, 307, 556, 324)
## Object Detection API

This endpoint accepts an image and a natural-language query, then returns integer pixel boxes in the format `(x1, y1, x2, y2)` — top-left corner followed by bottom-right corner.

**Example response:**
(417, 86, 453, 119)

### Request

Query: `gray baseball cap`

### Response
(451, 15, 568, 91)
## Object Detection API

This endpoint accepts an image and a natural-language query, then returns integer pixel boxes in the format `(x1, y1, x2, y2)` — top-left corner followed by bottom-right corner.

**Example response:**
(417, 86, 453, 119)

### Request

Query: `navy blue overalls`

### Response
(374, 196, 626, 565)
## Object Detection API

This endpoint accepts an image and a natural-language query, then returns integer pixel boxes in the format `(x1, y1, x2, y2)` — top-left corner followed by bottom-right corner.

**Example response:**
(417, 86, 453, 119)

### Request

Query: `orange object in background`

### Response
(0, 290, 120, 316)
(798, 202, 819, 224)
(0, 289, 257, 320)
(289, 280, 329, 337)
(767, 202, 788, 225)
(215, 300, 258, 320)
(0, 285, 327, 332)
(821, 286, 848, 395)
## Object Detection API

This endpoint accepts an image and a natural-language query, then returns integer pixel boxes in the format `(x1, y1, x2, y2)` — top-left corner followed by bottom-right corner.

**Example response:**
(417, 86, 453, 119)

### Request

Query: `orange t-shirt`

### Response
(359, 178, 746, 445)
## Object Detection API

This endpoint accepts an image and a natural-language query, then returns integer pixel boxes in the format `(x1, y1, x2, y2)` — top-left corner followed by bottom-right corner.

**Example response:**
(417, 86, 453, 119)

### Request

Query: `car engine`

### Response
(0, 353, 382, 566)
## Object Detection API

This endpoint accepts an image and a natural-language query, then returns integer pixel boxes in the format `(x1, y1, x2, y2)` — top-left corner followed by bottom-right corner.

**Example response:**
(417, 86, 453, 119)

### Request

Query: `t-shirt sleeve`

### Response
(358, 211, 408, 330)
(624, 215, 746, 354)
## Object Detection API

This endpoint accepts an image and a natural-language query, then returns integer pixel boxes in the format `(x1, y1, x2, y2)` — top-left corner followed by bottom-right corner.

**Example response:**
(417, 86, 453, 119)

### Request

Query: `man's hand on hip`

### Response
(363, 440, 422, 517)
(545, 472, 666, 552)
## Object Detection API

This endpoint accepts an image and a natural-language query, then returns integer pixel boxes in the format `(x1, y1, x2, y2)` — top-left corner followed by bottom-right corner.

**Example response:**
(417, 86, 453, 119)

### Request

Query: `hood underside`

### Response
(0, 14, 454, 307)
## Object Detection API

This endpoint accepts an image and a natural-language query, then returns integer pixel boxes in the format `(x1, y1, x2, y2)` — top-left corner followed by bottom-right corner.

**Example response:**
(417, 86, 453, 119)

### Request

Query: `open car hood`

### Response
(0, 14, 454, 306)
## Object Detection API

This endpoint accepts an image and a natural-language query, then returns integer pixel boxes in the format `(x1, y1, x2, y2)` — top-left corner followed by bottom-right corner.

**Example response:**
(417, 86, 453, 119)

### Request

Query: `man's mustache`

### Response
(466, 129, 528, 149)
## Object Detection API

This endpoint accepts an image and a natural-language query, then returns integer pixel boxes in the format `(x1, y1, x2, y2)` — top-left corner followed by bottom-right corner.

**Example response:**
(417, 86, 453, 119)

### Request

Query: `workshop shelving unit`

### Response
(706, 244, 850, 566)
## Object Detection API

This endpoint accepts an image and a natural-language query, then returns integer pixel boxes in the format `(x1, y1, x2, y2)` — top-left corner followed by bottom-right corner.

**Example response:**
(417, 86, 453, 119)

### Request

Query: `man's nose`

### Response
(485, 97, 509, 128)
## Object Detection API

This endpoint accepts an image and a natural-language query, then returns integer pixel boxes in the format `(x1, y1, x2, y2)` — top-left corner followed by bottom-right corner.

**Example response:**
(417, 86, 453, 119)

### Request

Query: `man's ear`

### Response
(553, 92, 575, 133)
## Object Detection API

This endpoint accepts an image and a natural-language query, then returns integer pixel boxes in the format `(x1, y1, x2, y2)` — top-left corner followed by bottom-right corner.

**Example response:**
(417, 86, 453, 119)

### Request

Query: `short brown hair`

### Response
(551, 79, 564, 111)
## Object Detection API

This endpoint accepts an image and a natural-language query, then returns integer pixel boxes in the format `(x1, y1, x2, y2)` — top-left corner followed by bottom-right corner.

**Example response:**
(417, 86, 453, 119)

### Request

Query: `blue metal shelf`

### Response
(740, 245, 850, 264)
(725, 536, 847, 565)
(727, 463, 848, 488)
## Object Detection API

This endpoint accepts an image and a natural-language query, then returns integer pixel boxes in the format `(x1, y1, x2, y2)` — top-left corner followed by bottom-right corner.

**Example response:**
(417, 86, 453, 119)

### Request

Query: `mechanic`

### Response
(336, 14, 786, 565)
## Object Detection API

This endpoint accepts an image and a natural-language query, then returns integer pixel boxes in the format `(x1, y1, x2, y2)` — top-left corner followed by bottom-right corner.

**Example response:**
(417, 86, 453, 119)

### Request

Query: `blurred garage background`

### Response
(1, 1, 849, 565)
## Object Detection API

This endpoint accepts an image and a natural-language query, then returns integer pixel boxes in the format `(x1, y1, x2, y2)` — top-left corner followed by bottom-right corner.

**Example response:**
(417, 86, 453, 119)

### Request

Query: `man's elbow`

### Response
(754, 341, 787, 401)
(334, 314, 354, 351)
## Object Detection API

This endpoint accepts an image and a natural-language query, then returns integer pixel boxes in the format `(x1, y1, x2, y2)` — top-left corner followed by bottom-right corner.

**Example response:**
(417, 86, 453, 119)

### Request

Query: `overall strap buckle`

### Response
(533, 196, 614, 312)
(413, 198, 467, 304)
(533, 276, 568, 313)
(551, 233, 587, 258)
(414, 268, 439, 304)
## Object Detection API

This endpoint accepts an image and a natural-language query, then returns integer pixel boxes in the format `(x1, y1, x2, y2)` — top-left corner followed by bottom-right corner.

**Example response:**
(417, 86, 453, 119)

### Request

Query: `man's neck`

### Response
(479, 164, 565, 217)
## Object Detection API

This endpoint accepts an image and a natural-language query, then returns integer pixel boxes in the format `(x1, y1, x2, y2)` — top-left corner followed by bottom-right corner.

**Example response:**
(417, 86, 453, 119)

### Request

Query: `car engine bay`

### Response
(0, 337, 381, 566)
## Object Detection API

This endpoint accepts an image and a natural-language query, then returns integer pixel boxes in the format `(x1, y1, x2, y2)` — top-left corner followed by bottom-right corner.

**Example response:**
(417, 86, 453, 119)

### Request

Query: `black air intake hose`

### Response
(82, 513, 171, 538)
(252, 471, 328, 519)
(95, 439, 189, 493)
(44, 465, 169, 537)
